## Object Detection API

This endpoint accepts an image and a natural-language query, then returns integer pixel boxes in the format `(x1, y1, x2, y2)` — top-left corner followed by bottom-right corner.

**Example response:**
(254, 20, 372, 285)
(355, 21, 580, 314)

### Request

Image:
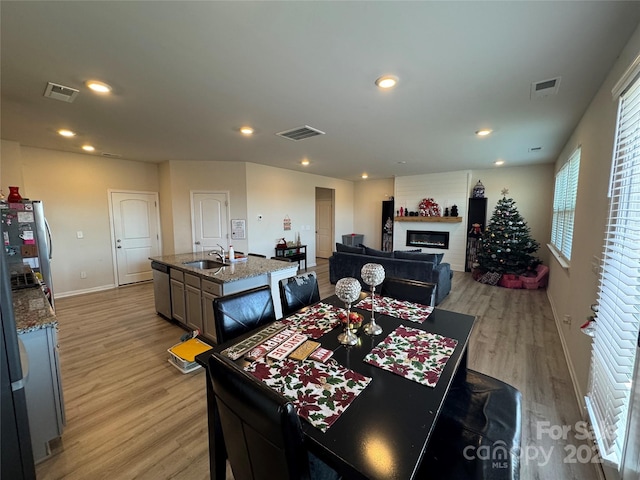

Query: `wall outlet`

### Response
(80, 271, 87, 279)
(77, 231, 84, 239)
(563, 314, 571, 325)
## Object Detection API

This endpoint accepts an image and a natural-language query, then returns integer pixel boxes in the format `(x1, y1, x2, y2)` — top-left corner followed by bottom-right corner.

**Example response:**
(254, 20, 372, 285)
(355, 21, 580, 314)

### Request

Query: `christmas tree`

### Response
(477, 191, 540, 274)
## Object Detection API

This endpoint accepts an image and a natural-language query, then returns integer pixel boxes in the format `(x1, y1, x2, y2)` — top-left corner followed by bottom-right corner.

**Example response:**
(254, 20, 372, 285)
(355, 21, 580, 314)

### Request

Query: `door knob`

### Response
(117, 245, 122, 249)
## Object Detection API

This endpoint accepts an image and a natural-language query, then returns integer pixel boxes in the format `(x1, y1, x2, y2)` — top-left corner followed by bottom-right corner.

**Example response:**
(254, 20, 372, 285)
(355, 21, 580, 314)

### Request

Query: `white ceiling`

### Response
(2, 1, 640, 181)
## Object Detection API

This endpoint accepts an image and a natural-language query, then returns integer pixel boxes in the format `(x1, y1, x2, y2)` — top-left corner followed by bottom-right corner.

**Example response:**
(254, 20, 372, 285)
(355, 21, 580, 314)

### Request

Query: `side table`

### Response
(274, 245, 307, 271)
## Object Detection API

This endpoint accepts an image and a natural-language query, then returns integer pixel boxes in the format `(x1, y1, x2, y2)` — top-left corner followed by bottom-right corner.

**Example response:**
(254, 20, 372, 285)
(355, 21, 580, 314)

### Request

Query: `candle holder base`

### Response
(337, 328, 358, 346)
(363, 321, 382, 336)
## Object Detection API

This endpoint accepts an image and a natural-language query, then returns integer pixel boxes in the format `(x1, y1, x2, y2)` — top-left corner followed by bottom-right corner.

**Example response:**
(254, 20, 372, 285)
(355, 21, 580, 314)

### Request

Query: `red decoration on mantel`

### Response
(418, 198, 441, 217)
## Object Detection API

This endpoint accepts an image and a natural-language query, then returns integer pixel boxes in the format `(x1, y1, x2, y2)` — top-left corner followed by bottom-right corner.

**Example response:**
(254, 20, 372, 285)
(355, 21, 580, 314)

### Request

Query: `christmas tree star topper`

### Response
(501, 187, 509, 196)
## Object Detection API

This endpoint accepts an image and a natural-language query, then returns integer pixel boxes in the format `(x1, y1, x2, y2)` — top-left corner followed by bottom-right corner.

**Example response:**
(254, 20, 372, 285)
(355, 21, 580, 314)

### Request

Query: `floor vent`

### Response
(43, 82, 79, 103)
(531, 77, 561, 99)
(276, 125, 325, 141)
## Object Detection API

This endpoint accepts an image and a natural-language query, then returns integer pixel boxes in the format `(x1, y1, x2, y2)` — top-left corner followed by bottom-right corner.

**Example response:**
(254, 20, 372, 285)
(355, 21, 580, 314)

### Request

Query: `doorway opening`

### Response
(315, 188, 335, 259)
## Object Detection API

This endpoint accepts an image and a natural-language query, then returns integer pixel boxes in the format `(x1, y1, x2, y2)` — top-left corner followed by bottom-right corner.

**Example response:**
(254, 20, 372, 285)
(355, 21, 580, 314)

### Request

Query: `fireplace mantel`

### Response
(394, 216, 462, 223)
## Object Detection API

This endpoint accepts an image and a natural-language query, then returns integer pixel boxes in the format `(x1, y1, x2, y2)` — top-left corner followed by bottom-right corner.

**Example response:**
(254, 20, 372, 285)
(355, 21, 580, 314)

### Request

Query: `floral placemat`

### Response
(354, 295, 434, 324)
(245, 357, 371, 432)
(279, 302, 342, 339)
(363, 325, 457, 387)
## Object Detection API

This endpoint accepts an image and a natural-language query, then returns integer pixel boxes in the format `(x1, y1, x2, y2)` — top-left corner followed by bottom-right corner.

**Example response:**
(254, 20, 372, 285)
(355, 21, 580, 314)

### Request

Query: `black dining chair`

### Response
(417, 369, 522, 480)
(208, 352, 340, 480)
(213, 285, 277, 344)
(279, 272, 321, 316)
(380, 277, 437, 307)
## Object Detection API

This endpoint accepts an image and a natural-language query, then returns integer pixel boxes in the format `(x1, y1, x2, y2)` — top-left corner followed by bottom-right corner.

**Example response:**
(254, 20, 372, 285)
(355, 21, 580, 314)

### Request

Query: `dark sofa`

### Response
(329, 244, 452, 305)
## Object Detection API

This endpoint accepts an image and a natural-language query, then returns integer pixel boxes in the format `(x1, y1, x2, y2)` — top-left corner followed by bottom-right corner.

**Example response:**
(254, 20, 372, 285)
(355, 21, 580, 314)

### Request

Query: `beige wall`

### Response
(0, 139, 24, 190)
(2, 143, 160, 295)
(164, 160, 248, 255)
(470, 164, 554, 267)
(547, 23, 640, 413)
(245, 163, 355, 264)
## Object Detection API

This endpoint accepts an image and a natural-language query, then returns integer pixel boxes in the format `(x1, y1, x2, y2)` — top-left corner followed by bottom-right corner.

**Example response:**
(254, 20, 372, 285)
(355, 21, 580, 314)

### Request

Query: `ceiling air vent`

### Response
(43, 82, 79, 103)
(276, 125, 325, 141)
(530, 77, 561, 99)
(101, 152, 122, 159)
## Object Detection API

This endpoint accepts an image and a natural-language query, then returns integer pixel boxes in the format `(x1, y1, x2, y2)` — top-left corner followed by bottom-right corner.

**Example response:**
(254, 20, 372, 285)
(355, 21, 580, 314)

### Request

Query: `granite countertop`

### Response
(149, 253, 295, 283)
(13, 287, 57, 334)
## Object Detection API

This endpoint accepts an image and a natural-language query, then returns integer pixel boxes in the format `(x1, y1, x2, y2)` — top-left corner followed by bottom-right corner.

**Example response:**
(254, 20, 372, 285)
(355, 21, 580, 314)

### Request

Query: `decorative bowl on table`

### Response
(338, 312, 364, 333)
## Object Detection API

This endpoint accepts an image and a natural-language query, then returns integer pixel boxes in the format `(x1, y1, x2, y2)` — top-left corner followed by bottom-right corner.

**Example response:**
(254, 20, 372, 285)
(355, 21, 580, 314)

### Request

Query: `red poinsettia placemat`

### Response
(354, 295, 434, 324)
(363, 325, 457, 387)
(245, 357, 371, 432)
(279, 302, 342, 339)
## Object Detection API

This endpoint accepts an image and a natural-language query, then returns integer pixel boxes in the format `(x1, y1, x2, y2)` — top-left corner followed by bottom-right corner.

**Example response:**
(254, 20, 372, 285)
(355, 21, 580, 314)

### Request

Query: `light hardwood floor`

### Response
(36, 260, 600, 480)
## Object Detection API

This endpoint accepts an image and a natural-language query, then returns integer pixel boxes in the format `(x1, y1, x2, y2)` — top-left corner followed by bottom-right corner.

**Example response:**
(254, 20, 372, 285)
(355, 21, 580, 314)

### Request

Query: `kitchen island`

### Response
(149, 253, 298, 344)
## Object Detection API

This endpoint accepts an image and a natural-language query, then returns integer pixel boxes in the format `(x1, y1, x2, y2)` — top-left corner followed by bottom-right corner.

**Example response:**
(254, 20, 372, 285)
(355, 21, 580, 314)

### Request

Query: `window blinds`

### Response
(551, 148, 580, 261)
(586, 74, 640, 467)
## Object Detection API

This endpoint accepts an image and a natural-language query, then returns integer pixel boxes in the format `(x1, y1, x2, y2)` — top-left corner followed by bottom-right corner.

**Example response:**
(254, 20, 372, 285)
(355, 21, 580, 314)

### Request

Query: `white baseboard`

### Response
(546, 290, 587, 418)
(55, 283, 117, 298)
(547, 291, 608, 480)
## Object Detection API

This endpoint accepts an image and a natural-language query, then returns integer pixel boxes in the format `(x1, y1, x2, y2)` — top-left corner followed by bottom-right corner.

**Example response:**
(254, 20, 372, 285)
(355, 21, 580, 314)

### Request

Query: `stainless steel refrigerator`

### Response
(1, 200, 54, 310)
(1, 222, 37, 479)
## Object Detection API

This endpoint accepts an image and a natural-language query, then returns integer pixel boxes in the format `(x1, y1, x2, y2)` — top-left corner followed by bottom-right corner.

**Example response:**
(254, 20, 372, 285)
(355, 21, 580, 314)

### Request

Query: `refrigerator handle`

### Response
(45, 218, 52, 259)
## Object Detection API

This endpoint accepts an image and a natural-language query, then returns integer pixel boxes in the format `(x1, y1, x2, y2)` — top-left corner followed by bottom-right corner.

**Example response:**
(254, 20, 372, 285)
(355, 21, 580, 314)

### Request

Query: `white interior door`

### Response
(191, 192, 229, 253)
(316, 189, 334, 258)
(110, 191, 160, 285)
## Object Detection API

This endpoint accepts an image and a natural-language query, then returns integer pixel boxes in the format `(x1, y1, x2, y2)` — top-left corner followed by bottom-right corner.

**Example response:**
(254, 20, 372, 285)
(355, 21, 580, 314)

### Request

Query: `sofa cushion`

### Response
(335, 242, 365, 254)
(364, 246, 394, 258)
(394, 251, 444, 265)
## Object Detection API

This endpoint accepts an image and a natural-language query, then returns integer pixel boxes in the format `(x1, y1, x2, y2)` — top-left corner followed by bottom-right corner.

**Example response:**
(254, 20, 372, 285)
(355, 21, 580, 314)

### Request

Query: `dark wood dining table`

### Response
(196, 292, 476, 480)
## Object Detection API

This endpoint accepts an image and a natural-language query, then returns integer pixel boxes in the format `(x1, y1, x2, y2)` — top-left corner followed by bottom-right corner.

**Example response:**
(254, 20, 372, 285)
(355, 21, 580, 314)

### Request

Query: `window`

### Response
(585, 71, 640, 468)
(550, 148, 580, 262)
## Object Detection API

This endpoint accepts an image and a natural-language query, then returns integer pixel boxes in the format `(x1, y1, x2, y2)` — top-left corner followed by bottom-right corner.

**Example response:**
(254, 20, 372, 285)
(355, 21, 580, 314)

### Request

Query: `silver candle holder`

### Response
(361, 263, 385, 336)
(335, 277, 362, 346)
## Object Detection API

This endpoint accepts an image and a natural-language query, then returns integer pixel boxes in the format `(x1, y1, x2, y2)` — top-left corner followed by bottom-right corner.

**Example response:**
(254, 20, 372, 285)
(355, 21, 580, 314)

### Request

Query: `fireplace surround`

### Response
(406, 230, 450, 249)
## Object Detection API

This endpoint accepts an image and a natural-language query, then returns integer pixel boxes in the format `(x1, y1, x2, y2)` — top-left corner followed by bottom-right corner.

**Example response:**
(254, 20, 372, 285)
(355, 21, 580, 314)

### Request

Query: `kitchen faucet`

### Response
(208, 244, 226, 263)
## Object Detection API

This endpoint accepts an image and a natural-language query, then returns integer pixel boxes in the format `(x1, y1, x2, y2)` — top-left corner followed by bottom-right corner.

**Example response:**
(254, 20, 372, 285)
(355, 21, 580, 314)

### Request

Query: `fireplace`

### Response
(406, 230, 450, 249)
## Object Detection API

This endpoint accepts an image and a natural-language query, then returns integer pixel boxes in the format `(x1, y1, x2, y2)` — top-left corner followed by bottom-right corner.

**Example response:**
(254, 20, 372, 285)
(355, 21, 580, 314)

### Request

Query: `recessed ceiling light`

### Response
(476, 129, 492, 137)
(375, 75, 398, 89)
(361, 173, 369, 179)
(82, 145, 96, 152)
(494, 160, 505, 166)
(86, 80, 112, 93)
(240, 126, 254, 135)
(301, 158, 310, 166)
(58, 129, 76, 137)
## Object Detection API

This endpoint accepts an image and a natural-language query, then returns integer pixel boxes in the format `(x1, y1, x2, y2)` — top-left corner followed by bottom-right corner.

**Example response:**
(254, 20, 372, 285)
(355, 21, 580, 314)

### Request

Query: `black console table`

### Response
(274, 245, 307, 271)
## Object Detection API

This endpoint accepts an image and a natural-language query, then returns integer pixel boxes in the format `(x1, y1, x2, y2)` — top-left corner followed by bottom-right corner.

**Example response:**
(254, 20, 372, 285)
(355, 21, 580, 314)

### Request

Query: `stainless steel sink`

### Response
(182, 260, 226, 269)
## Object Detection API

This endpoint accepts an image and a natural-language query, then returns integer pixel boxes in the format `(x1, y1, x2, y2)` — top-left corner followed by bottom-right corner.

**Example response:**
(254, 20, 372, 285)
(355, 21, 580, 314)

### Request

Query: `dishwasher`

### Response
(151, 261, 171, 320)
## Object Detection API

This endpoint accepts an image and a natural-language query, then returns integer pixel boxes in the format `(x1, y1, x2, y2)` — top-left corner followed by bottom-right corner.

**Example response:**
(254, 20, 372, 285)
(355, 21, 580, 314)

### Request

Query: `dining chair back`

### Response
(380, 277, 437, 307)
(213, 285, 276, 344)
(208, 353, 311, 480)
(279, 272, 320, 316)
